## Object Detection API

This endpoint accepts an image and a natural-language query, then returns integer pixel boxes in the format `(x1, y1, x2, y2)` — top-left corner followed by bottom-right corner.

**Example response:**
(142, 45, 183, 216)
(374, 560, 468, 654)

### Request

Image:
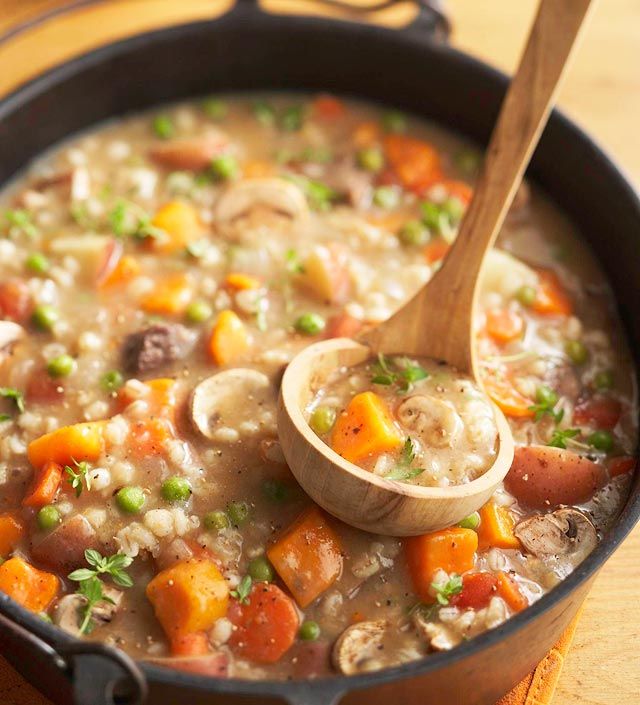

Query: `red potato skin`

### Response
(504, 445, 606, 509)
(148, 136, 228, 171)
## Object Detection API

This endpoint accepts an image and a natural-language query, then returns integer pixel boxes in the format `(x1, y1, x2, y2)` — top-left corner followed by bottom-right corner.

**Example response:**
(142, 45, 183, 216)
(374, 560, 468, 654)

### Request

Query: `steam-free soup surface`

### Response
(0, 94, 636, 680)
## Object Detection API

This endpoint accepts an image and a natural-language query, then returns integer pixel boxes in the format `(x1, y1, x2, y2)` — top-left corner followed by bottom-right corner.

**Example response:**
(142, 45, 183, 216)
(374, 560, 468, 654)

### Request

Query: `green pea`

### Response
(203, 98, 227, 121)
(299, 620, 321, 641)
(25, 253, 50, 275)
(281, 105, 304, 132)
(31, 305, 59, 332)
(247, 555, 274, 583)
(36, 505, 60, 531)
(210, 155, 238, 181)
(399, 220, 430, 247)
(565, 340, 589, 366)
(253, 100, 276, 126)
(457, 512, 480, 531)
(152, 115, 174, 139)
(226, 500, 250, 526)
(356, 147, 384, 173)
(588, 430, 613, 452)
(204, 510, 230, 531)
(420, 201, 444, 231)
(515, 285, 537, 307)
(116, 486, 145, 514)
(594, 370, 614, 391)
(185, 300, 213, 324)
(441, 197, 464, 225)
(294, 313, 326, 336)
(261, 479, 290, 503)
(373, 186, 400, 210)
(382, 111, 407, 134)
(47, 354, 76, 378)
(310, 406, 337, 435)
(101, 370, 124, 393)
(161, 476, 192, 502)
(535, 385, 558, 407)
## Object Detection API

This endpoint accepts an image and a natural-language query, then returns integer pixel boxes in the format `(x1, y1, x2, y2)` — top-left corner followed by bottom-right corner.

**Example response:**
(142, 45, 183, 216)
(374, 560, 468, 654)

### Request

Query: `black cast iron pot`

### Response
(0, 1, 638, 704)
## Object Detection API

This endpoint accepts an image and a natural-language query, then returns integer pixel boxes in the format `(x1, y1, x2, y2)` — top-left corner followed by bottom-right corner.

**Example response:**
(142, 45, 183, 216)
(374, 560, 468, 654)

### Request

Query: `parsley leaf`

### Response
(547, 427, 580, 449)
(0, 387, 25, 414)
(528, 385, 563, 423)
(108, 200, 166, 241)
(76, 576, 106, 635)
(384, 437, 426, 482)
(371, 355, 429, 393)
(64, 460, 92, 498)
(431, 574, 463, 606)
(230, 574, 252, 604)
(4, 209, 38, 239)
(285, 248, 304, 274)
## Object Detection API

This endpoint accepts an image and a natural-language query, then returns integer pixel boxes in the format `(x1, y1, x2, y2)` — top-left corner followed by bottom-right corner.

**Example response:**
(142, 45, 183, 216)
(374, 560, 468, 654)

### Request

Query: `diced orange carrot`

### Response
(150, 201, 204, 254)
(208, 310, 250, 366)
(482, 374, 535, 419)
(441, 179, 473, 205)
(573, 396, 622, 430)
(27, 421, 106, 470)
(267, 506, 343, 608)
(224, 272, 261, 290)
(146, 559, 229, 642)
(405, 528, 478, 602)
(99, 255, 141, 288)
(0, 514, 25, 557)
(365, 212, 407, 231)
(353, 121, 381, 148)
(22, 461, 63, 508)
(140, 274, 192, 315)
(477, 501, 520, 550)
(496, 572, 528, 613)
(330, 391, 403, 464)
(118, 378, 177, 418)
(325, 312, 364, 339)
(313, 94, 346, 120)
(486, 308, 525, 344)
(532, 269, 573, 316)
(608, 456, 636, 478)
(0, 557, 59, 612)
(228, 583, 299, 663)
(243, 160, 274, 178)
(383, 134, 442, 194)
(128, 418, 174, 458)
(170, 632, 210, 657)
(423, 237, 450, 265)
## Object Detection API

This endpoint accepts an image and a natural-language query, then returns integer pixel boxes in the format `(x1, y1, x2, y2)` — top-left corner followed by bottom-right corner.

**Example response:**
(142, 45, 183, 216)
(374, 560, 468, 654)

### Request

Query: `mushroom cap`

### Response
(514, 507, 597, 567)
(331, 619, 388, 675)
(214, 177, 308, 223)
(190, 368, 273, 440)
(397, 394, 464, 449)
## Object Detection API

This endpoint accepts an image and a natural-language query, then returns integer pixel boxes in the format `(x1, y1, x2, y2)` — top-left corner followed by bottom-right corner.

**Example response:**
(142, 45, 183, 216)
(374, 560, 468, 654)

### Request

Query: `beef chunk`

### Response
(121, 324, 194, 374)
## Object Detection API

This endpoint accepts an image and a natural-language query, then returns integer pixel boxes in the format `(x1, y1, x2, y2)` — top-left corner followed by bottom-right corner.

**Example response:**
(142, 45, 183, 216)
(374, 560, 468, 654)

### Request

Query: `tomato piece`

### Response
(0, 279, 32, 323)
(325, 312, 363, 339)
(573, 397, 622, 430)
(451, 572, 498, 609)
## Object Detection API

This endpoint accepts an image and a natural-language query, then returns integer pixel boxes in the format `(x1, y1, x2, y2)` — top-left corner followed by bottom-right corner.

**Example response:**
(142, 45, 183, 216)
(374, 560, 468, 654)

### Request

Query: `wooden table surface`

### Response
(0, 1, 639, 704)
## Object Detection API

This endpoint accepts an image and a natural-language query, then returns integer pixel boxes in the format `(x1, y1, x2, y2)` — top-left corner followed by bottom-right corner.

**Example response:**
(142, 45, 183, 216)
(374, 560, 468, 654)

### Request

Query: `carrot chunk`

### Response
(313, 94, 346, 120)
(353, 121, 381, 148)
(99, 255, 141, 288)
(228, 583, 299, 663)
(405, 527, 478, 602)
(384, 134, 442, 194)
(482, 374, 535, 419)
(496, 572, 528, 613)
(118, 378, 177, 418)
(441, 179, 473, 205)
(140, 274, 192, 315)
(27, 421, 106, 470)
(170, 631, 210, 657)
(267, 506, 343, 608)
(423, 237, 450, 265)
(208, 310, 250, 366)
(477, 501, 520, 550)
(532, 269, 573, 316)
(486, 308, 525, 344)
(224, 272, 261, 290)
(330, 391, 403, 464)
(22, 460, 63, 508)
(146, 559, 229, 642)
(0, 513, 25, 557)
(0, 557, 59, 612)
(150, 201, 204, 254)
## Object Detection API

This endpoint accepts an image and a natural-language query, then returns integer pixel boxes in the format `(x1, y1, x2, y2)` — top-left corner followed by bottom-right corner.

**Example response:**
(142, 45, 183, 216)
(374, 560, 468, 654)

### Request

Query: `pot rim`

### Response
(0, 6, 638, 700)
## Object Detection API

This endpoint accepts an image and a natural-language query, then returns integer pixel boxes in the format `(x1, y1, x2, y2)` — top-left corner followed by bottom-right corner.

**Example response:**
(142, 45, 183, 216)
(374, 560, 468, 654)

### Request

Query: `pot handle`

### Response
(234, 0, 451, 40)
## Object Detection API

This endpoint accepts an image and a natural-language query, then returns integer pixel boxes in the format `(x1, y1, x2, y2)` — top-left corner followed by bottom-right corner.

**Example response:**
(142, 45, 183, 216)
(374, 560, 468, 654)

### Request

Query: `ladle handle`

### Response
(361, 0, 594, 375)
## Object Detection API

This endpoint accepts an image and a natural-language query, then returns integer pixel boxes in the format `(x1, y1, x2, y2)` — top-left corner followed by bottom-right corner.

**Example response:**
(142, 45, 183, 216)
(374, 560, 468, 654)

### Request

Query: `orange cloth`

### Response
(0, 612, 581, 705)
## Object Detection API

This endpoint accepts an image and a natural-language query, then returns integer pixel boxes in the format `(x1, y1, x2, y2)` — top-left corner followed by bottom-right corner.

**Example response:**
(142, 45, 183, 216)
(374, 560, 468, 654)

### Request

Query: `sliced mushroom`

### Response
(515, 508, 597, 568)
(413, 611, 461, 652)
(53, 587, 123, 636)
(397, 395, 463, 448)
(0, 321, 24, 351)
(214, 178, 308, 223)
(331, 620, 388, 675)
(190, 368, 273, 441)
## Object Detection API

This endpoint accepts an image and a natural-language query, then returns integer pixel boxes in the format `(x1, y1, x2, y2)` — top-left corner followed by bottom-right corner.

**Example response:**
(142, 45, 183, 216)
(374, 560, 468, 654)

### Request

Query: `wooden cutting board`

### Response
(0, 2, 639, 704)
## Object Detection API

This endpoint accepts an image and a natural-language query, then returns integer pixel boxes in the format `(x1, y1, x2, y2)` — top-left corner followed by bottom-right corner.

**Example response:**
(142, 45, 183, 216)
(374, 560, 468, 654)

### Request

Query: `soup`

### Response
(0, 94, 636, 679)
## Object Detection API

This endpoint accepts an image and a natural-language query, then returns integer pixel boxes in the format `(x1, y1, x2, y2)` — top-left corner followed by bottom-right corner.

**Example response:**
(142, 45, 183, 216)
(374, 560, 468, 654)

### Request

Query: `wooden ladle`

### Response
(277, 0, 594, 535)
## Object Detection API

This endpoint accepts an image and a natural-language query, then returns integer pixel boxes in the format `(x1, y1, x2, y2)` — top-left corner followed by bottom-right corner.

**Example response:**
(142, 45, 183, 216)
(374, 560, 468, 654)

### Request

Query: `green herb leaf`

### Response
(384, 437, 426, 482)
(547, 427, 580, 449)
(4, 209, 38, 239)
(528, 385, 563, 423)
(64, 460, 92, 498)
(285, 248, 304, 274)
(230, 574, 253, 604)
(431, 574, 463, 606)
(0, 387, 25, 414)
